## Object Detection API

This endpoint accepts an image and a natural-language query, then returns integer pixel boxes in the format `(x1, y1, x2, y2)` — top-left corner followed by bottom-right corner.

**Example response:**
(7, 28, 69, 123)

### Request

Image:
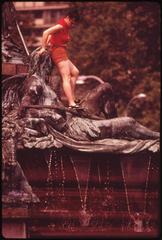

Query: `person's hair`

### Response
(68, 8, 80, 22)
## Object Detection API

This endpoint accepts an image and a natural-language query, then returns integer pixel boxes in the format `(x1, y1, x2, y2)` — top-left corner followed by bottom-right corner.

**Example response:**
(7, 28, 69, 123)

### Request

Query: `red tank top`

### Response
(50, 18, 70, 47)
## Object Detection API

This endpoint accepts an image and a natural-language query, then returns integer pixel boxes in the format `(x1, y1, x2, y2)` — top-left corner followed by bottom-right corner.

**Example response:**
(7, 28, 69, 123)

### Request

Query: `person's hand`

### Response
(38, 47, 46, 55)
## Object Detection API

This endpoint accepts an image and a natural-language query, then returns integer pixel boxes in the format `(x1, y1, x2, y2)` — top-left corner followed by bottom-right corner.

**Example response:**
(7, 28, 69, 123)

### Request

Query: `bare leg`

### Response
(57, 60, 76, 106)
(69, 60, 79, 101)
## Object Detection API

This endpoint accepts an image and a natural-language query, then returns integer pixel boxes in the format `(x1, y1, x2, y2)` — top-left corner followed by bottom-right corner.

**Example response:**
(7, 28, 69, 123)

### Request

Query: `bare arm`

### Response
(40, 24, 63, 50)
(46, 35, 51, 45)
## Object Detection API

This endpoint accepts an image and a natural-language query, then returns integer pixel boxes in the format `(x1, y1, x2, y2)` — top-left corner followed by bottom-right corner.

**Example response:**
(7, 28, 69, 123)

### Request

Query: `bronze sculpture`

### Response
(2, 49, 159, 154)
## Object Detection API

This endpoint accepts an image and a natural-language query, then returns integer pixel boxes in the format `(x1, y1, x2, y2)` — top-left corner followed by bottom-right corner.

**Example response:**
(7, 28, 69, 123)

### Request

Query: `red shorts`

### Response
(51, 47, 68, 64)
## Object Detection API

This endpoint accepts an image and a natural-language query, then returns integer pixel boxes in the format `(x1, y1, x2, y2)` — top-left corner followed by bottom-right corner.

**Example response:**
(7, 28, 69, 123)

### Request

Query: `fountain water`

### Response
(43, 149, 67, 212)
(70, 156, 92, 227)
(120, 155, 152, 232)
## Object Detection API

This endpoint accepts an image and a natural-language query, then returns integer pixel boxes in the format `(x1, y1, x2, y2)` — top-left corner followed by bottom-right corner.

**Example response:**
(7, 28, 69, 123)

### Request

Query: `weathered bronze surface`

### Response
(2, 3, 160, 237)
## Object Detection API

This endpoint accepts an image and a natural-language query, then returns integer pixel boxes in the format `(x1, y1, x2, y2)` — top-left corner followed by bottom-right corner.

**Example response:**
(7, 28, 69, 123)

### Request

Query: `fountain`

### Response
(2, 2, 160, 238)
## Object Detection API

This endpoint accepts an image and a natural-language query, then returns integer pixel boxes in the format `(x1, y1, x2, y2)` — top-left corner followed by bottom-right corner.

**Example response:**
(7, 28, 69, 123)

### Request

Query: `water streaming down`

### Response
(43, 149, 66, 212)
(42, 149, 93, 228)
(43, 150, 54, 212)
(120, 156, 153, 232)
(42, 151, 117, 231)
(37, 149, 158, 234)
(70, 156, 92, 227)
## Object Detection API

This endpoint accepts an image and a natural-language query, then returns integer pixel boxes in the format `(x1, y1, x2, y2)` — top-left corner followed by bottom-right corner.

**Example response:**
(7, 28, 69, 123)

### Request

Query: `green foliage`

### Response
(68, 2, 160, 131)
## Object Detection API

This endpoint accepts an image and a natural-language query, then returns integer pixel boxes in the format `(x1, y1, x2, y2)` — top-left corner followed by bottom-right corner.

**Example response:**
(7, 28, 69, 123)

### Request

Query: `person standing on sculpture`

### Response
(39, 9, 81, 109)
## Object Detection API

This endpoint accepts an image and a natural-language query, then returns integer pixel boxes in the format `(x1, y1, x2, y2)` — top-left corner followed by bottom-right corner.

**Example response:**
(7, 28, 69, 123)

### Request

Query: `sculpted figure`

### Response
(3, 49, 159, 149)
(80, 82, 118, 119)
(25, 107, 159, 142)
